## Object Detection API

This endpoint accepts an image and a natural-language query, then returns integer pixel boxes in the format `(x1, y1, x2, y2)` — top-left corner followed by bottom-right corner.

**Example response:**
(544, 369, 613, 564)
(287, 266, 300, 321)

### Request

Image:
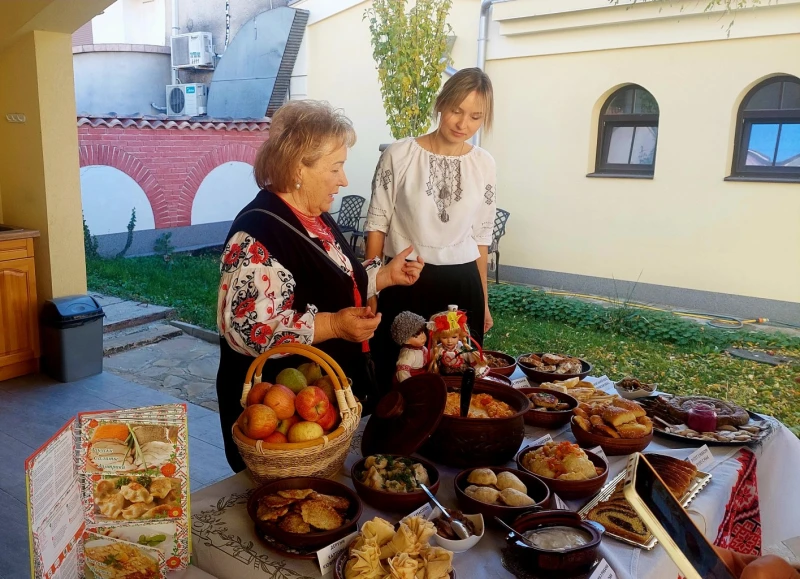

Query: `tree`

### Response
(612, 0, 765, 31)
(364, 0, 453, 140)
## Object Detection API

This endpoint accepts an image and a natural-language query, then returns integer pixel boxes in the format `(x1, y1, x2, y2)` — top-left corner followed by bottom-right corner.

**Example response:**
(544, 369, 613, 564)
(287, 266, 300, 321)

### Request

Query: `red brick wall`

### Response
(77, 118, 269, 228)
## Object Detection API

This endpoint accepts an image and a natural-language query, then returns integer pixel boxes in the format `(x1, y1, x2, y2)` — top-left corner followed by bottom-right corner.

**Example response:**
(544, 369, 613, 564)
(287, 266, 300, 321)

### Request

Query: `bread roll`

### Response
(464, 485, 500, 505)
(602, 406, 636, 427)
(467, 468, 497, 486)
(499, 488, 535, 507)
(495, 471, 527, 493)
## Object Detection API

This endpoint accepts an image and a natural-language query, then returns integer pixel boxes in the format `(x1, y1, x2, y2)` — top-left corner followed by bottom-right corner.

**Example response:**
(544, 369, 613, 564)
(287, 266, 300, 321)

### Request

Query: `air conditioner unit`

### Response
(166, 84, 208, 116)
(171, 32, 214, 69)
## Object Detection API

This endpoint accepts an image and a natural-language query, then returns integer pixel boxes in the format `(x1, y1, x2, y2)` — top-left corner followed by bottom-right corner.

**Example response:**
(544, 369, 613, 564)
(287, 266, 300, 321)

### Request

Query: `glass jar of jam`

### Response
(687, 403, 717, 433)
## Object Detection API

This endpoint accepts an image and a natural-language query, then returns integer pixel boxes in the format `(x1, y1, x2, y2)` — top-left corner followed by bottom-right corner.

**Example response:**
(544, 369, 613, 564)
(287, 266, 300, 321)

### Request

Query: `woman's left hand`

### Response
(376, 245, 424, 291)
(484, 305, 493, 333)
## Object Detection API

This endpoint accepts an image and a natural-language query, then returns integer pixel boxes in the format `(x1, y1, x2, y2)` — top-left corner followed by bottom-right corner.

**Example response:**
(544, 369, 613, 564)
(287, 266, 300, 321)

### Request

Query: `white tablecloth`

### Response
(189, 380, 800, 579)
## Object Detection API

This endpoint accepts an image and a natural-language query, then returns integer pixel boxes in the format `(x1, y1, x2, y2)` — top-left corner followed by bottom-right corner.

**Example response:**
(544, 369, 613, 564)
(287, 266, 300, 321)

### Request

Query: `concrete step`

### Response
(91, 292, 175, 334)
(104, 322, 183, 356)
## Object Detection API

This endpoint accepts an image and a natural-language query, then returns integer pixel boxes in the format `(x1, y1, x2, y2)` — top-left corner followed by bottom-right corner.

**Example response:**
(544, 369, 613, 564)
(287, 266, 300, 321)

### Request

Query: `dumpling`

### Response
(386, 552, 418, 579)
(404, 516, 436, 545)
(97, 491, 125, 519)
(499, 488, 535, 507)
(344, 538, 384, 579)
(412, 463, 429, 486)
(148, 477, 173, 499)
(360, 517, 395, 547)
(420, 547, 454, 579)
(464, 485, 500, 505)
(122, 502, 151, 520)
(495, 471, 527, 493)
(364, 466, 385, 490)
(466, 468, 497, 486)
(141, 505, 171, 519)
(95, 480, 115, 498)
(364, 455, 388, 469)
(120, 482, 153, 504)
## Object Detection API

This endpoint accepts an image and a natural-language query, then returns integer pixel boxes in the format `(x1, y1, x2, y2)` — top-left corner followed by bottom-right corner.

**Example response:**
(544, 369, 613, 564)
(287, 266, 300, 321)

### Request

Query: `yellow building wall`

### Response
(0, 31, 87, 300)
(484, 35, 800, 304)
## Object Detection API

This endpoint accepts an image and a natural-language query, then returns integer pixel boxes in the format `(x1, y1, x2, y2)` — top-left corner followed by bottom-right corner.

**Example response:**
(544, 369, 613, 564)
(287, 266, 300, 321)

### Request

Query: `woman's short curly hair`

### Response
(254, 100, 356, 191)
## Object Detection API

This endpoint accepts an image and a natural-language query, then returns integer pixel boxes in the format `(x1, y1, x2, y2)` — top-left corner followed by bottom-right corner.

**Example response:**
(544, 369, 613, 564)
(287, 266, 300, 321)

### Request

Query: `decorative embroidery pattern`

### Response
(714, 449, 762, 556)
(379, 169, 392, 193)
(426, 156, 463, 223)
(484, 184, 495, 205)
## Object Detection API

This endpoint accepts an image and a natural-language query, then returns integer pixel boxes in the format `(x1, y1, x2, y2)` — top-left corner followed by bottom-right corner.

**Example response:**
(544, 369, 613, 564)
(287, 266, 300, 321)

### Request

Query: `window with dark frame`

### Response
(594, 85, 660, 177)
(731, 76, 800, 181)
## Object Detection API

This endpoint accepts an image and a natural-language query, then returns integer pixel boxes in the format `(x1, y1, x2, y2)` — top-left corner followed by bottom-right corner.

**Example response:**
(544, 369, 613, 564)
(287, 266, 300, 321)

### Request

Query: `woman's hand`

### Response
(376, 245, 424, 292)
(715, 547, 800, 579)
(484, 304, 493, 333)
(332, 307, 382, 342)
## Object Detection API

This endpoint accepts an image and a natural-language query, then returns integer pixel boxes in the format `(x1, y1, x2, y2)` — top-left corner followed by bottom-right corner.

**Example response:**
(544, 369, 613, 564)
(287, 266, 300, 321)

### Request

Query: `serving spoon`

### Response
(419, 484, 471, 540)
(494, 516, 535, 547)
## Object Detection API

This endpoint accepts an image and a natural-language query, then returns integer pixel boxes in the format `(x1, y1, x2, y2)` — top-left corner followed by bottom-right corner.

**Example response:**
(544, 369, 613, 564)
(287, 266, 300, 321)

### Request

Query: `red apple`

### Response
(263, 431, 288, 443)
(238, 404, 278, 439)
(288, 421, 323, 442)
(295, 386, 330, 422)
(275, 414, 300, 436)
(315, 376, 338, 409)
(264, 384, 296, 420)
(317, 403, 338, 431)
(246, 381, 273, 406)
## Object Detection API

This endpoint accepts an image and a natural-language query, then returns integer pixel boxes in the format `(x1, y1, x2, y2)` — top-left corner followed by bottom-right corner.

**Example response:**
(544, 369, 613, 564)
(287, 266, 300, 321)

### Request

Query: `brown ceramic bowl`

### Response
(421, 377, 531, 468)
(484, 372, 513, 387)
(517, 353, 593, 384)
(570, 416, 653, 456)
(454, 466, 550, 524)
(507, 509, 604, 575)
(351, 455, 440, 512)
(518, 388, 578, 428)
(333, 550, 457, 579)
(483, 350, 517, 377)
(515, 444, 609, 500)
(247, 477, 362, 551)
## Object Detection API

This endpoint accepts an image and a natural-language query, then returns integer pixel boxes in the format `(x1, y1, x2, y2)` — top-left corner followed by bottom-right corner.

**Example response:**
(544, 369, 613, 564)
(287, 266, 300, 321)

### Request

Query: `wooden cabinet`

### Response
(0, 235, 40, 381)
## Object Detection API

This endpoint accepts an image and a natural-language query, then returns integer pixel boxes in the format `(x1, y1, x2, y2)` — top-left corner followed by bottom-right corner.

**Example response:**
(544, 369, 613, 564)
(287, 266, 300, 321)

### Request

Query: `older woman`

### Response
(216, 100, 423, 472)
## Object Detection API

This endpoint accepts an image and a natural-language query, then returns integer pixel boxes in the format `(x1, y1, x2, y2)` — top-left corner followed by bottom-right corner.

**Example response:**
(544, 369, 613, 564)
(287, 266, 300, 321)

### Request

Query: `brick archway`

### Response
(79, 145, 169, 228)
(179, 143, 258, 226)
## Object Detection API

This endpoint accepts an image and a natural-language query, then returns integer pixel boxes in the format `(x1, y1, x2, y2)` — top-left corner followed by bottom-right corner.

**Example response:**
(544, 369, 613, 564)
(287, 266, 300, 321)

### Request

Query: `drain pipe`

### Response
(475, 0, 507, 147)
(171, 0, 180, 84)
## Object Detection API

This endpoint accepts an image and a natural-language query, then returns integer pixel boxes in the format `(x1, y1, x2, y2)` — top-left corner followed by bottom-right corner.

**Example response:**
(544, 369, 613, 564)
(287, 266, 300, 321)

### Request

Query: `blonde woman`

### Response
(365, 67, 496, 386)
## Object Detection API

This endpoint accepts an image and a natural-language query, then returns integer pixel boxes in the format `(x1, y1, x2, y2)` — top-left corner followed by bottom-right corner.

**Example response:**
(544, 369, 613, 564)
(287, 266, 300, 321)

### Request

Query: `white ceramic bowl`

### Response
(426, 507, 484, 553)
(614, 380, 658, 400)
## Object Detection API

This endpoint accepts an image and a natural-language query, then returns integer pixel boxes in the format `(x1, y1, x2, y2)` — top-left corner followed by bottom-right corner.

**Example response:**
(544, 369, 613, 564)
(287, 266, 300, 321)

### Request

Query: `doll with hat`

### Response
(391, 311, 430, 383)
(427, 305, 489, 377)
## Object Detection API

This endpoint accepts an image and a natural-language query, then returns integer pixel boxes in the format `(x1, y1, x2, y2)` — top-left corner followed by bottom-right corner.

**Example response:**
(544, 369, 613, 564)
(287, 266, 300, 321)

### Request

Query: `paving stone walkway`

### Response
(104, 334, 221, 411)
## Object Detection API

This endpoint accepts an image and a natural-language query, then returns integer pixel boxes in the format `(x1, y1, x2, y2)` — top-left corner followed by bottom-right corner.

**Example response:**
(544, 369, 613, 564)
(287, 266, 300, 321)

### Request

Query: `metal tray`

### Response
(578, 468, 712, 550)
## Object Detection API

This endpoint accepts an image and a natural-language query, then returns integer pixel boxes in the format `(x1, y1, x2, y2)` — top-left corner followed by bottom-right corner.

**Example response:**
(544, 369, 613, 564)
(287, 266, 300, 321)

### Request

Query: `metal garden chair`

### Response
(489, 208, 510, 284)
(330, 195, 366, 254)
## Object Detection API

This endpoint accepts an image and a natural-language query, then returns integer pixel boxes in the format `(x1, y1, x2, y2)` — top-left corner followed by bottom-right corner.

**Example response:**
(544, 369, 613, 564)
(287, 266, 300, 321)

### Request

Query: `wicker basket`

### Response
(232, 344, 362, 484)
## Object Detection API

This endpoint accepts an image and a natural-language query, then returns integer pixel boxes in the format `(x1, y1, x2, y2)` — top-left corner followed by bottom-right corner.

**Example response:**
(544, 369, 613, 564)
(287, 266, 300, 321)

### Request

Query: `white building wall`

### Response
(80, 166, 156, 235)
(91, 0, 168, 45)
(191, 162, 260, 225)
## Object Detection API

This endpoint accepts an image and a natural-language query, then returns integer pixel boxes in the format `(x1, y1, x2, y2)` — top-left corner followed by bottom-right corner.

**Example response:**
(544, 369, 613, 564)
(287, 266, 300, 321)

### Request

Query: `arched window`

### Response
(594, 85, 659, 177)
(731, 76, 800, 181)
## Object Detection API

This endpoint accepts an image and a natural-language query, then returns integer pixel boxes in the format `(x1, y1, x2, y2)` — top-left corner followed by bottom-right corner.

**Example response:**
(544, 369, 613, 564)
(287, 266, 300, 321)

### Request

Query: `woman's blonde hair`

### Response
(254, 100, 356, 191)
(434, 67, 494, 132)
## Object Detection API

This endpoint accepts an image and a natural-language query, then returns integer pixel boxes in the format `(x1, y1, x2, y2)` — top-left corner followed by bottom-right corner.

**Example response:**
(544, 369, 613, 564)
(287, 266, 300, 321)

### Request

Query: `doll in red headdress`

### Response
(427, 305, 489, 377)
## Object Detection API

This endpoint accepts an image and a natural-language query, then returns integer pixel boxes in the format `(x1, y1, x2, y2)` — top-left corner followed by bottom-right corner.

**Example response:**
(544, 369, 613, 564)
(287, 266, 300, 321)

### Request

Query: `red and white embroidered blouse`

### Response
(217, 207, 380, 357)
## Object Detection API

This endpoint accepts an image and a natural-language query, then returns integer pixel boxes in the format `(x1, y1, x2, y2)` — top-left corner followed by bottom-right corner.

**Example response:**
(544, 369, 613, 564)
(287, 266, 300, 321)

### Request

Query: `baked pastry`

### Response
(602, 406, 636, 427)
(612, 398, 647, 419)
(467, 468, 497, 486)
(573, 415, 592, 432)
(636, 415, 654, 435)
(301, 499, 343, 530)
(586, 500, 651, 544)
(616, 422, 651, 439)
(541, 353, 565, 365)
(464, 485, 500, 505)
(658, 395, 750, 428)
(530, 392, 559, 409)
(573, 407, 590, 420)
(495, 471, 527, 493)
(644, 454, 698, 497)
(499, 488, 535, 507)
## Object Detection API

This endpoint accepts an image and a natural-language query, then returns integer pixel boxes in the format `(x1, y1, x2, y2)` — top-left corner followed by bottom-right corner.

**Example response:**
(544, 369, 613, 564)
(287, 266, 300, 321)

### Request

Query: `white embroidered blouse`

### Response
(217, 224, 381, 358)
(364, 137, 497, 266)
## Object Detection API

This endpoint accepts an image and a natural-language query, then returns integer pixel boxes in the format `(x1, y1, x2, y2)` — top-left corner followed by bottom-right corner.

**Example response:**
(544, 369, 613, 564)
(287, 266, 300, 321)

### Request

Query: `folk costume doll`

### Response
(428, 306, 489, 377)
(391, 311, 430, 384)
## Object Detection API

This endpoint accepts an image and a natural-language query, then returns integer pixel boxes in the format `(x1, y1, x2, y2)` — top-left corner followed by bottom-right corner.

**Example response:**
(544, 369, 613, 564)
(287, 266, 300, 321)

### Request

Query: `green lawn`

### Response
(88, 254, 800, 433)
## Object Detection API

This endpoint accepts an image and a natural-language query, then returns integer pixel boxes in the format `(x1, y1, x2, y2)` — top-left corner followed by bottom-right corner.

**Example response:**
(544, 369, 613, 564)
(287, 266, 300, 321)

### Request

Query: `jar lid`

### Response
(361, 374, 447, 457)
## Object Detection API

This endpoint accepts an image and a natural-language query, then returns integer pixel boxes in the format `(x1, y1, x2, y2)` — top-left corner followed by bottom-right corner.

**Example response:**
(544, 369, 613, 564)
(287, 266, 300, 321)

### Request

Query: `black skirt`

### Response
(372, 260, 485, 392)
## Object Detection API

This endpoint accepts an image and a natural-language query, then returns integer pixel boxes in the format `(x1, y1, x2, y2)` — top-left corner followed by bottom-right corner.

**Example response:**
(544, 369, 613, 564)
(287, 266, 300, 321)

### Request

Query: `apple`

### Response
(288, 421, 324, 443)
(263, 384, 296, 420)
(295, 386, 330, 422)
(275, 414, 300, 436)
(246, 381, 272, 406)
(263, 431, 288, 443)
(317, 403, 338, 431)
(314, 376, 337, 408)
(238, 405, 278, 439)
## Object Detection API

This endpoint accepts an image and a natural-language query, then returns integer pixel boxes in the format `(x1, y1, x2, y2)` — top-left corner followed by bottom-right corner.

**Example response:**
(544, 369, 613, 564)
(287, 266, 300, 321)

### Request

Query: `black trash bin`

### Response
(41, 295, 105, 382)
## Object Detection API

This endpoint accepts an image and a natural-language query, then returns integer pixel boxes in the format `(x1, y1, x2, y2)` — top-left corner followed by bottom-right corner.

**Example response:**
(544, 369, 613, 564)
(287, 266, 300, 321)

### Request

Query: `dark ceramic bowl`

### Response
(571, 416, 653, 456)
(517, 353, 593, 384)
(454, 466, 550, 524)
(515, 444, 609, 500)
(247, 477, 362, 550)
(507, 510, 604, 575)
(484, 372, 513, 387)
(518, 388, 579, 428)
(483, 350, 517, 377)
(421, 377, 531, 468)
(333, 550, 457, 579)
(351, 454, 440, 512)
